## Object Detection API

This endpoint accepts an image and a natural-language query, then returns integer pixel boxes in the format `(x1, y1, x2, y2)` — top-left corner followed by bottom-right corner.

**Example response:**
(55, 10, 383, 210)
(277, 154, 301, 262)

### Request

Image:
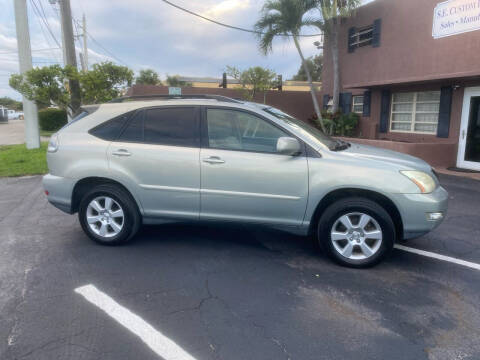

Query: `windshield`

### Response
(261, 106, 338, 150)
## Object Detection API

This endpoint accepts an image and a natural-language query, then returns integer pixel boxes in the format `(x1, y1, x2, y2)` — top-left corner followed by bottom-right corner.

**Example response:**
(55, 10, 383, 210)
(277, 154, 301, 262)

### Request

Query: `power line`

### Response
(159, 0, 323, 37)
(36, 0, 54, 27)
(32, 60, 62, 63)
(36, 0, 63, 63)
(28, 0, 59, 62)
(0, 47, 61, 55)
(72, 17, 83, 49)
(86, 32, 129, 66)
(29, 0, 61, 48)
(78, 23, 130, 67)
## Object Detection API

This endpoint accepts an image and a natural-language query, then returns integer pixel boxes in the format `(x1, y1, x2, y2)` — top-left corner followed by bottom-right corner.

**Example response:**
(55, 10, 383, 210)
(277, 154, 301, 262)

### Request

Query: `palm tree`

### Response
(255, 0, 326, 132)
(316, 0, 360, 113)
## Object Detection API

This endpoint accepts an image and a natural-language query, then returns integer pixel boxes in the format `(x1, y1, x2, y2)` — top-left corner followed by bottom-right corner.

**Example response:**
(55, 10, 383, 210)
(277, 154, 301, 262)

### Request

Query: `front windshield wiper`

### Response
(332, 139, 351, 151)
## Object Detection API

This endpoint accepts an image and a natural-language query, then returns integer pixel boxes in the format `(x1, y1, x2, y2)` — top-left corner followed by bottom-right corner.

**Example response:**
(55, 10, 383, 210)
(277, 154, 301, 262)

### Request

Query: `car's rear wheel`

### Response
(317, 197, 395, 268)
(78, 184, 141, 245)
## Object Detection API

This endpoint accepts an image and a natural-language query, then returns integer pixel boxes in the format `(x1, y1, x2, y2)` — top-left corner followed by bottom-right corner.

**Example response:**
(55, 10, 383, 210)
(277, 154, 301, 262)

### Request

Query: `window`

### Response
(390, 91, 440, 134)
(89, 111, 132, 141)
(119, 110, 144, 142)
(144, 108, 197, 147)
(206, 109, 287, 153)
(263, 106, 336, 150)
(118, 108, 198, 146)
(349, 25, 373, 49)
(348, 19, 381, 52)
(352, 96, 364, 114)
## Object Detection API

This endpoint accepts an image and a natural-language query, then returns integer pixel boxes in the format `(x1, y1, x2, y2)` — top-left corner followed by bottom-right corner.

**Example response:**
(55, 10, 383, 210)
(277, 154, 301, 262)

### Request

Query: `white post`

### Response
(13, 0, 40, 149)
(82, 13, 88, 70)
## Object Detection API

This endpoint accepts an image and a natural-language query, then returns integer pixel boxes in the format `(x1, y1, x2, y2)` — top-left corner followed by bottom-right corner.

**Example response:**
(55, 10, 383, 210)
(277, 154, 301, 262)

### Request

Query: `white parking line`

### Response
(75, 284, 197, 360)
(394, 244, 480, 271)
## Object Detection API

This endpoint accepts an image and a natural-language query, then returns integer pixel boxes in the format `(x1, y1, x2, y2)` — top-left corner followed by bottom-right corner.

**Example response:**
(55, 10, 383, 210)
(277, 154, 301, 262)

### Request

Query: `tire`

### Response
(78, 184, 141, 245)
(317, 197, 395, 268)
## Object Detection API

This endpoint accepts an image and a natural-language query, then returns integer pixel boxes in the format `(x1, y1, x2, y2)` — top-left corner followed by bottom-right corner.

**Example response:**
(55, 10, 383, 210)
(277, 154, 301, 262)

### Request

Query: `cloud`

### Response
(2, 0, 324, 100)
(203, 0, 253, 17)
(0, 34, 18, 52)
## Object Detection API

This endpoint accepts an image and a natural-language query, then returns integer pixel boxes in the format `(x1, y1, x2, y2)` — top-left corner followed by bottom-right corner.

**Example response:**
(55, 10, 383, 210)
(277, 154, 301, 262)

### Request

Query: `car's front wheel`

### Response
(78, 184, 141, 245)
(318, 197, 395, 268)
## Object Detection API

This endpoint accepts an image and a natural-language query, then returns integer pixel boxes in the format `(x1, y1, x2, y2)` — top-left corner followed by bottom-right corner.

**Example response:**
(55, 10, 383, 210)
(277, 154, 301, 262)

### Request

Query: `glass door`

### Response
(457, 88, 480, 171)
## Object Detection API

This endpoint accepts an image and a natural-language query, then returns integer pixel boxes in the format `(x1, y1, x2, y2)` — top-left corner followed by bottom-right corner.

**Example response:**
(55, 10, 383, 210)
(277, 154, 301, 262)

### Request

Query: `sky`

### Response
(0, 0, 372, 101)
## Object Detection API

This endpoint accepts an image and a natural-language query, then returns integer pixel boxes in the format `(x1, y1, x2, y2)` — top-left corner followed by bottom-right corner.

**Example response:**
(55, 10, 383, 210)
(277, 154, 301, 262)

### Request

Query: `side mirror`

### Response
(277, 137, 301, 155)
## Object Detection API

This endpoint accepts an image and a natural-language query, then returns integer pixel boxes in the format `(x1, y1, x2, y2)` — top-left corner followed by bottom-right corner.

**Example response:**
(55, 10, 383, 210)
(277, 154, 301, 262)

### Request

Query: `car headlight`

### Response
(401, 170, 436, 193)
(47, 133, 59, 153)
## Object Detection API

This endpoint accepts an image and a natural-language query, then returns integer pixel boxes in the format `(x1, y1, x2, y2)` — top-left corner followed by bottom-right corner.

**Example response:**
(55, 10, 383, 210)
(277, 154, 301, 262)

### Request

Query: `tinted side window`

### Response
(90, 112, 132, 141)
(119, 110, 144, 142)
(144, 108, 197, 147)
(206, 109, 287, 153)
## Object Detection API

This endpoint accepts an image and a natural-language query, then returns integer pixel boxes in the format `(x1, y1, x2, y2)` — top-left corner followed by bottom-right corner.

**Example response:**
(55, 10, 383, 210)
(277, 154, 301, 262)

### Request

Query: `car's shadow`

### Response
(134, 221, 317, 257)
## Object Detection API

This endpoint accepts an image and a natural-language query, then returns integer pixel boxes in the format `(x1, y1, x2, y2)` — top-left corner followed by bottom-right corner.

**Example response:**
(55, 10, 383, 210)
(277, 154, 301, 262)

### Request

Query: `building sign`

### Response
(168, 87, 182, 95)
(433, 0, 480, 38)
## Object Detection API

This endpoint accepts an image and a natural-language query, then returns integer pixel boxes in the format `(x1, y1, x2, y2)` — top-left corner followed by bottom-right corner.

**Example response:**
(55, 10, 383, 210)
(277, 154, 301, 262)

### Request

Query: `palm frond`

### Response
(259, 28, 277, 55)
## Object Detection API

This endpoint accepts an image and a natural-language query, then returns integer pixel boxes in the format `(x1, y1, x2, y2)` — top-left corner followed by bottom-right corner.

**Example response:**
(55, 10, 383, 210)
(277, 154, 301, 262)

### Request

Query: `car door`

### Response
(108, 106, 201, 221)
(200, 107, 309, 226)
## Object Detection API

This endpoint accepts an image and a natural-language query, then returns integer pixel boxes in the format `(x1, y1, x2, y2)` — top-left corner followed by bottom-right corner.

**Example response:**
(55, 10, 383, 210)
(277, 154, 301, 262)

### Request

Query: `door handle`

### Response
(112, 149, 131, 157)
(203, 156, 225, 164)
(462, 129, 466, 140)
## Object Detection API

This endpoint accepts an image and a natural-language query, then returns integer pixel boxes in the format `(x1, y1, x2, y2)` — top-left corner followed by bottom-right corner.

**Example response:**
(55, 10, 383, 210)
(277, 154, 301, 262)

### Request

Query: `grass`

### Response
(0, 142, 48, 177)
(40, 130, 55, 137)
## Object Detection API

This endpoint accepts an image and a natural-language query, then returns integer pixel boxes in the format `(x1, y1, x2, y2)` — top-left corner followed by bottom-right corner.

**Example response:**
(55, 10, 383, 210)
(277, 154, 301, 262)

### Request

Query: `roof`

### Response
(178, 76, 240, 84)
(109, 94, 243, 104)
(83, 96, 251, 116)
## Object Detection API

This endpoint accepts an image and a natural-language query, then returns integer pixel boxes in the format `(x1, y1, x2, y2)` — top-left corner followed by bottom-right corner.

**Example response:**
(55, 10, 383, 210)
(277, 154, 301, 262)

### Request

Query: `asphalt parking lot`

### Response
(0, 174, 479, 360)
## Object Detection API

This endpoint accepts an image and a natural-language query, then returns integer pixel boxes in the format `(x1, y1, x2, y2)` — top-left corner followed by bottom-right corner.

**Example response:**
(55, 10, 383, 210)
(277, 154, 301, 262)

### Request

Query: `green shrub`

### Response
(316, 110, 359, 136)
(336, 112, 359, 137)
(38, 108, 67, 131)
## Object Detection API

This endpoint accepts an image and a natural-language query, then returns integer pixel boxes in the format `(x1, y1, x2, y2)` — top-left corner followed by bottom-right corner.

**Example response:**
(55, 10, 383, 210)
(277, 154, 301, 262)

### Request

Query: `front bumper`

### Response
(42, 174, 76, 214)
(392, 186, 449, 240)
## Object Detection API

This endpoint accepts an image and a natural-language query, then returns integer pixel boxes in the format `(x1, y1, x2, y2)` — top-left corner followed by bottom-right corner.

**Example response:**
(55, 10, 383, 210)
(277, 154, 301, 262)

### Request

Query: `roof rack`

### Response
(108, 94, 243, 104)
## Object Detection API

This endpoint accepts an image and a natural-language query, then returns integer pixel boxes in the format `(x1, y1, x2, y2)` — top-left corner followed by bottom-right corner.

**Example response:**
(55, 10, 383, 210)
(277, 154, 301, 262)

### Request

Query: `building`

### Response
(321, 0, 480, 170)
(128, 76, 323, 122)
(175, 76, 321, 92)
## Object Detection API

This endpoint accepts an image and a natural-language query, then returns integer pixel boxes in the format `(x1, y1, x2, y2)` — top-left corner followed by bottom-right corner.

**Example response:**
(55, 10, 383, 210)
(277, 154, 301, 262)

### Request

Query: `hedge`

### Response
(38, 108, 67, 131)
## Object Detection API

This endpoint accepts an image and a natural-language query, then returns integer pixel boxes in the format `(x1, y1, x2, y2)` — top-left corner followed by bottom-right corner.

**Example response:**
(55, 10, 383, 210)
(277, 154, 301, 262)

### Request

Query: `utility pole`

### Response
(82, 14, 88, 71)
(13, 0, 40, 149)
(79, 52, 86, 72)
(59, 0, 81, 116)
(60, 17, 67, 66)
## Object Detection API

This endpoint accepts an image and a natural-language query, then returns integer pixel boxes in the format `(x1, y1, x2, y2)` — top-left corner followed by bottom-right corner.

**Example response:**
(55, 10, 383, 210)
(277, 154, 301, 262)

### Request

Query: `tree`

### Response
(136, 69, 161, 85)
(9, 62, 134, 112)
(292, 54, 323, 82)
(255, 0, 326, 132)
(80, 62, 134, 104)
(9, 64, 76, 111)
(166, 75, 192, 87)
(0, 97, 23, 111)
(316, 0, 360, 112)
(226, 65, 277, 102)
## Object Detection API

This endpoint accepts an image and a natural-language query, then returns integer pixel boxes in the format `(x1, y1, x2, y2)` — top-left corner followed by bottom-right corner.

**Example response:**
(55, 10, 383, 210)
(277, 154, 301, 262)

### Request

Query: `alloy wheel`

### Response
(330, 212, 383, 260)
(86, 196, 124, 238)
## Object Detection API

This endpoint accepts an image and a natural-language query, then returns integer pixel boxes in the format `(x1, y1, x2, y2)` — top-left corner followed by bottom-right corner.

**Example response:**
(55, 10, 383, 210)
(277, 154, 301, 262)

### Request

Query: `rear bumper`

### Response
(392, 186, 448, 240)
(42, 174, 75, 214)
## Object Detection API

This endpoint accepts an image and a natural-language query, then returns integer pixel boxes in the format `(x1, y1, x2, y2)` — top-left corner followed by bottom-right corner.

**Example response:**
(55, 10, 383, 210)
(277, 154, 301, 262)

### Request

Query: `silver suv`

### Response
(43, 95, 448, 267)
